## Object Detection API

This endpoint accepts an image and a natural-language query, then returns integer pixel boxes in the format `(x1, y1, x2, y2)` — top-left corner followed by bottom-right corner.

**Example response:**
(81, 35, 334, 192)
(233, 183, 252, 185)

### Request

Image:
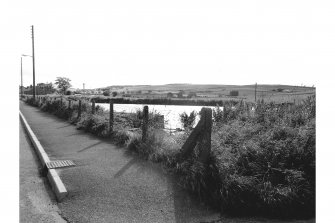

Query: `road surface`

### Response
(20, 120, 67, 223)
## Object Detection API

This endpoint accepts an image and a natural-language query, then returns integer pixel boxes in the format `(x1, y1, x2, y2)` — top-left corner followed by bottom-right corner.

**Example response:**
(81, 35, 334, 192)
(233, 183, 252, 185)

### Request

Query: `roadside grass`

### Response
(176, 96, 315, 218)
(23, 95, 315, 219)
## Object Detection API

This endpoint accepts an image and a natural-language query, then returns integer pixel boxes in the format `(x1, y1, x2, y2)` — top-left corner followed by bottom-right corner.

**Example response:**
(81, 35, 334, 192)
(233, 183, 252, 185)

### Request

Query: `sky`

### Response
(2, 0, 334, 89)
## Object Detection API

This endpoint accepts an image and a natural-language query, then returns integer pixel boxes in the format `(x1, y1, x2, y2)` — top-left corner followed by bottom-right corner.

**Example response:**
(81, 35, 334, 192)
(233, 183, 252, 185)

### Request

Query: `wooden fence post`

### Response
(78, 100, 82, 119)
(179, 107, 212, 164)
(68, 100, 71, 109)
(142, 105, 149, 142)
(223, 104, 227, 123)
(92, 101, 95, 114)
(198, 108, 212, 164)
(109, 102, 114, 134)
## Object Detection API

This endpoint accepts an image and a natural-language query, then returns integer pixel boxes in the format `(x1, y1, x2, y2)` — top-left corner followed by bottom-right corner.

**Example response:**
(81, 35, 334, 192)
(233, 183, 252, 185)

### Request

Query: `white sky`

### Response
(2, 0, 334, 89)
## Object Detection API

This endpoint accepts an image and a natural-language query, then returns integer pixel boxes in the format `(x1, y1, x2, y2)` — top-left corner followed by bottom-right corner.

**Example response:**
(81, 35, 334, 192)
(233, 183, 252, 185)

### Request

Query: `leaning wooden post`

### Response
(179, 107, 212, 162)
(91, 100, 95, 114)
(109, 101, 114, 134)
(198, 108, 212, 164)
(142, 105, 149, 142)
(77, 100, 82, 119)
(60, 97, 63, 106)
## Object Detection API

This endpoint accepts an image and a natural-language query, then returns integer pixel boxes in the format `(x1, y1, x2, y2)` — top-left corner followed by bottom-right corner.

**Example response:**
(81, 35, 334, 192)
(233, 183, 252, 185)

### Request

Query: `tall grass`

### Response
(176, 96, 315, 218)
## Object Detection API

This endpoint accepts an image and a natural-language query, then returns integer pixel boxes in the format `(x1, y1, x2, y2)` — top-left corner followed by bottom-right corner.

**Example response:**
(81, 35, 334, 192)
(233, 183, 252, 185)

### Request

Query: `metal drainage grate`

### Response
(46, 160, 76, 169)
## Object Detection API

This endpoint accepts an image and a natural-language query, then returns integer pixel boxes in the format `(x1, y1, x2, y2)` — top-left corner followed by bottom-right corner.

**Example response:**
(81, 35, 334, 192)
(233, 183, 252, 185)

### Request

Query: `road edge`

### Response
(19, 111, 68, 202)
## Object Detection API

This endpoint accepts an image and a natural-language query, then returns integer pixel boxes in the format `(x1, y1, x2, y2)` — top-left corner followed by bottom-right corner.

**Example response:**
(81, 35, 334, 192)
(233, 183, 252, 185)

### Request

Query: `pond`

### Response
(97, 103, 216, 130)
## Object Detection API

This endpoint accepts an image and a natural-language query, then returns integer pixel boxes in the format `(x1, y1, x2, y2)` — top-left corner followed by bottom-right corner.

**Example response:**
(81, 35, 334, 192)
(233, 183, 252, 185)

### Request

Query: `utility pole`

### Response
(31, 25, 36, 100)
(20, 57, 23, 95)
(254, 82, 257, 102)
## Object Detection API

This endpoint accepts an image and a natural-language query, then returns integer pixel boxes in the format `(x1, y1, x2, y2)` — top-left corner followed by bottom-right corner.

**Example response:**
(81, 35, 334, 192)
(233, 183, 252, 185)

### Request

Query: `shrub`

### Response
(179, 111, 197, 129)
(112, 129, 131, 145)
(125, 128, 181, 166)
(103, 90, 110, 96)
(187, 92, 197, 98)
(177, 90, 184, 98)
(25, 97, 39, 107)
(167, 92, 173, 98)
(65, 90, 73, 95)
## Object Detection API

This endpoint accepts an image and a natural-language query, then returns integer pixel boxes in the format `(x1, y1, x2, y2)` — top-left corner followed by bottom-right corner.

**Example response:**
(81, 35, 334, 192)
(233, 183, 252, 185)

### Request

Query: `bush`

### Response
(76, 113, 110, 137)
(177, 90, 184, 98)
(187, 92, 197, 98)
(167, 92, 173, 98)
(103, 90, 110, 96)
(25, 97, 39, 107)
(65, 90, 73, 95)
(179, 111, 197, 129)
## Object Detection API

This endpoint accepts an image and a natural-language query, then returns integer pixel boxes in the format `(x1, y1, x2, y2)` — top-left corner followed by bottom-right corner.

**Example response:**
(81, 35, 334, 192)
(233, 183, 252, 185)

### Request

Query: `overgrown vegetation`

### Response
(23, 95, 315, 219)
(177, 97, 315, 219)
(179, 111, 197, 129)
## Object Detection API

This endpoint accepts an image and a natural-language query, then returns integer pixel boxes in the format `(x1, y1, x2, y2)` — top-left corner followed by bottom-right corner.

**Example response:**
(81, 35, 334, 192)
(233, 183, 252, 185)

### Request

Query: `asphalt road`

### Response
(19, 101, 220, 223)
(19, 120, 67, 223)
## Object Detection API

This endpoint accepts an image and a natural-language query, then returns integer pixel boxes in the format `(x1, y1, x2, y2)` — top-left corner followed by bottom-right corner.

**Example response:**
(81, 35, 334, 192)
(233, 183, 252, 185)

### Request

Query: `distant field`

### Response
(96, 84, 315, 103)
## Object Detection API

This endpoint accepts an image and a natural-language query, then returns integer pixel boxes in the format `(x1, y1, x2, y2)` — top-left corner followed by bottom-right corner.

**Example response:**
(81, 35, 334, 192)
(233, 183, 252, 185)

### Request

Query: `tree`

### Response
(55, 77, 71, 95)
(177, 90, 184, 98)
(103, 90, 111, 96)
(36, 82, 55, 95)
(179, 111, 197, 129)
(112, 91, 118, 97)
(187, 92, 197, 98)
(167, 92, 173, 98)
